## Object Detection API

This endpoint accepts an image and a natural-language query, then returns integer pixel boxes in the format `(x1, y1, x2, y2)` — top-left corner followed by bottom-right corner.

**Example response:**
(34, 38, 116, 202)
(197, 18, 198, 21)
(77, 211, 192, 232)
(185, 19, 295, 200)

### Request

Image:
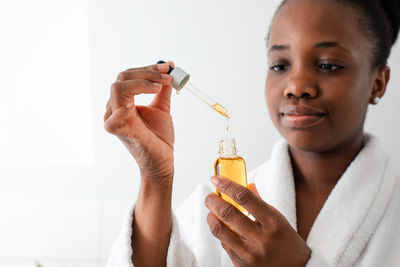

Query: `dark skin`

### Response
(104, 0, 390, 266)
(266, 0, 390, 241)
(204, 0, 390, 265)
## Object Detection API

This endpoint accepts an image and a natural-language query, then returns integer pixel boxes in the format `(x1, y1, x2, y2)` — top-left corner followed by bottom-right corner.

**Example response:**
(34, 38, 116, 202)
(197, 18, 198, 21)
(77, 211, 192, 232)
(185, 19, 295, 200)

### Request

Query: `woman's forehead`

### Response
(268, 0, 367, 52)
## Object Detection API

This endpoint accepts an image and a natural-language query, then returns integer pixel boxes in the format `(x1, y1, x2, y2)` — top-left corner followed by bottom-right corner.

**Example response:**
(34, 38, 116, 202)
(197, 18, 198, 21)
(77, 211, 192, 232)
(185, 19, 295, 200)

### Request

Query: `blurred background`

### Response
(0, 0, 399, 266)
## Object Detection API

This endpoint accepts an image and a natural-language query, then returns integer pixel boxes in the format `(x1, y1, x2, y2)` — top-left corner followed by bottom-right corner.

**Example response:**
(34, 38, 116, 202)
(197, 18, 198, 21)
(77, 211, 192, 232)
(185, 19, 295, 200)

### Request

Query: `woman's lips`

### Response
(280, 105, 327, 128)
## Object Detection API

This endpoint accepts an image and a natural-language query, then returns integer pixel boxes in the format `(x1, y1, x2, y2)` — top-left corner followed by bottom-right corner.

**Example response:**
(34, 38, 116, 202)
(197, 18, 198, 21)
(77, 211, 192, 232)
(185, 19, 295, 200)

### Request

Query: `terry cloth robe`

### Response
(107, 134, 400, 267)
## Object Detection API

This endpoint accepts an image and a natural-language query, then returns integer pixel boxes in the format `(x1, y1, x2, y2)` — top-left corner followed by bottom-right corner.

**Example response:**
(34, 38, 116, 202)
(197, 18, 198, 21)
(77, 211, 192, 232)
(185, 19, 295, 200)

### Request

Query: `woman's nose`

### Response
(283, 76, 318, 99)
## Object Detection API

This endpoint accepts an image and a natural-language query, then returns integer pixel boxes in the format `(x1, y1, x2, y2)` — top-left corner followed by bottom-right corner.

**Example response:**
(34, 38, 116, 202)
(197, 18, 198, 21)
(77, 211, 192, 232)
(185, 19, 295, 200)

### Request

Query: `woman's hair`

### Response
(274, 0, 400, 69)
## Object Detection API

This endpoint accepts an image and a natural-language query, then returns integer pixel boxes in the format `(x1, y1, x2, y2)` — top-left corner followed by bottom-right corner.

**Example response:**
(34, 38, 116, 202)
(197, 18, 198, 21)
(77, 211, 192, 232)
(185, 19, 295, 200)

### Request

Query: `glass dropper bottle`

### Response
(214, 138, 248, 215)
(157, 60, 231, 119)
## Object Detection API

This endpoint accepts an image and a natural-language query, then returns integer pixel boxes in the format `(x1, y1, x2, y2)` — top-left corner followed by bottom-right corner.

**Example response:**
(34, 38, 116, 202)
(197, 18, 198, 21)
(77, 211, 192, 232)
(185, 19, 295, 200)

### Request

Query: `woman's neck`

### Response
(289, 133, 365, 195)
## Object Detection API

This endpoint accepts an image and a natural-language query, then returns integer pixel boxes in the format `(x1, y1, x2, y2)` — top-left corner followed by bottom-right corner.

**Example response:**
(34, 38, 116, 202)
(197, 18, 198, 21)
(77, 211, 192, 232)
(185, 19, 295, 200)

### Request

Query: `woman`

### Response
(104, 0, 400, 266)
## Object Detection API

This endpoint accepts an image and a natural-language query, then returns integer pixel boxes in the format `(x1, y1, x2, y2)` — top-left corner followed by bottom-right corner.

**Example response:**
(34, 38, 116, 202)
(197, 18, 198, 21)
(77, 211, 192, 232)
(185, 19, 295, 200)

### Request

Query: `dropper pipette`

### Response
(183, 82, 231, 119)
(157, 60, 231, 119)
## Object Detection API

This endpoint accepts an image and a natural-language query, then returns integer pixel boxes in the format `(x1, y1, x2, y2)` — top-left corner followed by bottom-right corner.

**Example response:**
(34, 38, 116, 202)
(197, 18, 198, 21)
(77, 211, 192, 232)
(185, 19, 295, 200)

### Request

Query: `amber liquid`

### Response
(214, 157, 248, 214)
(211, 103, 231, 119)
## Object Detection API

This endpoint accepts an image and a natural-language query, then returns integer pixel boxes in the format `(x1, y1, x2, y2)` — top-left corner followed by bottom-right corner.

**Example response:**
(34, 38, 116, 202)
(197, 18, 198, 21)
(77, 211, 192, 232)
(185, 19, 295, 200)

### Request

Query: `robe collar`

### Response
(254, 134, 396, 266)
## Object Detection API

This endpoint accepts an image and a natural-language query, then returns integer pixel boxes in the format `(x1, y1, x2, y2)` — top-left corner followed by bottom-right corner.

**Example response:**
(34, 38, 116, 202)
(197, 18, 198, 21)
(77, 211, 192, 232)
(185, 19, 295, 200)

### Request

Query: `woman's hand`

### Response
(104, 62, 175, 184)
(205, 176, 311, 267)
(104, 62, 177, 266)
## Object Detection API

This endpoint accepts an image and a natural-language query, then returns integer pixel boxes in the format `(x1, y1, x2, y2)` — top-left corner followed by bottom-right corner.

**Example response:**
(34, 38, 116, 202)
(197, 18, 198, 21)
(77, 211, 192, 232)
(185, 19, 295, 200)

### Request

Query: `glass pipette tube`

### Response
(158, 60, 231, 119)
(183, 82, 231, 119)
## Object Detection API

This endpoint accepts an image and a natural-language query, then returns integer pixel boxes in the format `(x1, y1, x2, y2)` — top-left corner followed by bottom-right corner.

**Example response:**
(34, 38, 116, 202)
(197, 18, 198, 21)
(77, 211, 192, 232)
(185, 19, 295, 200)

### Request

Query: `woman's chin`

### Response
(281, 130, 336, 154)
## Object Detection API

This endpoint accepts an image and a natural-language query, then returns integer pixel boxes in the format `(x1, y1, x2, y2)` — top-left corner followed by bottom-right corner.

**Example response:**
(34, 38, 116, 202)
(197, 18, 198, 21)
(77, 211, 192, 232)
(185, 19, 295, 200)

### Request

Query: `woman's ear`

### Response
(369, 66, 390, 104)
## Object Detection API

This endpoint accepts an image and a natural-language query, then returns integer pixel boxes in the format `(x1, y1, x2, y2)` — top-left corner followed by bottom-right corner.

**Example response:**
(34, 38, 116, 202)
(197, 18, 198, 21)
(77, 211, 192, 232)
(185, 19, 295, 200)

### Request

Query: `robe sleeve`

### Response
(106, 205, 199, 267)
(165, 213, 199, 266)
(107, 184, 214, 267)
(305, 245, 332, 267)
(106, 204, 135, 267)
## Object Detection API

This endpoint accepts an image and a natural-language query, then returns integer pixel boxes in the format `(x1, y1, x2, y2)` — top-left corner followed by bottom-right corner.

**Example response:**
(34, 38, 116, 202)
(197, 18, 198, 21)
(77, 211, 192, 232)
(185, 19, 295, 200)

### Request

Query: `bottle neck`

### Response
(219, 138, 238, 158)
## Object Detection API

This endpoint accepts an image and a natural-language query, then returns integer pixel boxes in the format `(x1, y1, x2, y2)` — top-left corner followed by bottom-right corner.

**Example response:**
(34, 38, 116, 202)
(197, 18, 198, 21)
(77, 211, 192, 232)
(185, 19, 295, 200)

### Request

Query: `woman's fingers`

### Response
(105, 61, 176, 141)
(109, 79, 163, 111)
(104, 104, 139, 137)
(166, 61, 175, 67)
(207, 177, 312, 266)
(211, 176, 280, 225)
(104, 99, 112, 122)
(206, 213, 256, 265)
(149, 61, 175, 112)
(149, 85, 173, 113)
(205, 193, 260, 240)
(220, 243, 244, 267)
(206, 213, 247, 252)
(123, 62, 173, 76)
(117, 68, 172, 84)
(110, 62, 175, 113)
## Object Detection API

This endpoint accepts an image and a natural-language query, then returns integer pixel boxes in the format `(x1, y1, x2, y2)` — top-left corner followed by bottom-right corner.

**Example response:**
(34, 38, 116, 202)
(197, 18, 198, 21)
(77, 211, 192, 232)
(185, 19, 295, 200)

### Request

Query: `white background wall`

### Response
(0, 0, 399, 266)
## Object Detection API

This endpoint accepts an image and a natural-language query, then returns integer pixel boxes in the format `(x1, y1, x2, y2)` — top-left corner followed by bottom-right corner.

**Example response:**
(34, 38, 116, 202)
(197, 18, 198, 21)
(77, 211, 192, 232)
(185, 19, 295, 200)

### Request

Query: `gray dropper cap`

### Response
(157, 60, 190, 91)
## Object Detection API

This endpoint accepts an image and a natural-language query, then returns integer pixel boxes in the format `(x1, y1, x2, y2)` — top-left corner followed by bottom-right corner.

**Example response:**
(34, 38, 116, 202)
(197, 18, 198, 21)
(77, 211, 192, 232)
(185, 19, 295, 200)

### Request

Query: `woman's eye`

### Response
(270, 64, 288, 72)
(319, 63, 343, 71)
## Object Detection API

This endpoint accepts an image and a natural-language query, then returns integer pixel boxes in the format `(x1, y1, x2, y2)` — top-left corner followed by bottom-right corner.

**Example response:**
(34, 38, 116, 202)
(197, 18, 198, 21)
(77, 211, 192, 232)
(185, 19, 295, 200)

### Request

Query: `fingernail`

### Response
(211, 176, 219, 186)
(161, 74, 171, 82)
(152, 82, 163, 90)
(157, 63, 169, 72)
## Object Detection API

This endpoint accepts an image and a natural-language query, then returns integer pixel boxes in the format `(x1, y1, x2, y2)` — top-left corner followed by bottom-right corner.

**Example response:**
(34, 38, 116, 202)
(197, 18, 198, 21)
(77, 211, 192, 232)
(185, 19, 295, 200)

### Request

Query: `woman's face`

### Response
(266, 0, 380, 153)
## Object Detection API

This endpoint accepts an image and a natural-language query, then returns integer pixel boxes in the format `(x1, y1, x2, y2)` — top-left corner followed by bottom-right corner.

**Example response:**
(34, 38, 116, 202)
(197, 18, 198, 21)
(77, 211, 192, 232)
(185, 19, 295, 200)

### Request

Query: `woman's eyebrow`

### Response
(313, 41, 352, 54)
(268, 41, 352, 54)
(269, 44, 289, 53)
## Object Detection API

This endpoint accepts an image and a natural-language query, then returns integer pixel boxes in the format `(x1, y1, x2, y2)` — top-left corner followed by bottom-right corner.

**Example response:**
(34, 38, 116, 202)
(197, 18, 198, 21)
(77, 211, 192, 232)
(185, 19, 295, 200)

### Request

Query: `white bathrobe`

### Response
(107, 134, 400, 267)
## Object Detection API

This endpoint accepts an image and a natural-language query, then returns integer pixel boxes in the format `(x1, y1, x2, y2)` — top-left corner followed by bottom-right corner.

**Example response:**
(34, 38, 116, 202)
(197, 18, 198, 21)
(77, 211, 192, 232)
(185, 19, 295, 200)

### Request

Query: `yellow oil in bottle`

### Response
(214, 138, 248, 215)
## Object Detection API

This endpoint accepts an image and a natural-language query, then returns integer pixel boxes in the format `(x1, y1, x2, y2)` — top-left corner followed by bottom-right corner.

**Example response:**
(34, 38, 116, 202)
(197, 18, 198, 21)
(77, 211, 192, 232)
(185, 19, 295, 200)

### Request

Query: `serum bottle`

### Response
(214, 138, 248, 215)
